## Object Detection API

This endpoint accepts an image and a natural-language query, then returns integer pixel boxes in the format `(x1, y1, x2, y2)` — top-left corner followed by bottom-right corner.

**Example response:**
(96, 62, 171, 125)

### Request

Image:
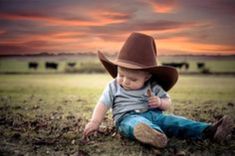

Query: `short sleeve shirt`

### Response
(99, 79, 170, 124)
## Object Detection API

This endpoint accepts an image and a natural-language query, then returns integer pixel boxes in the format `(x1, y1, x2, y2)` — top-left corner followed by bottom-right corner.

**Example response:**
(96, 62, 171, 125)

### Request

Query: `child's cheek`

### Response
(117, 77, 123, 84)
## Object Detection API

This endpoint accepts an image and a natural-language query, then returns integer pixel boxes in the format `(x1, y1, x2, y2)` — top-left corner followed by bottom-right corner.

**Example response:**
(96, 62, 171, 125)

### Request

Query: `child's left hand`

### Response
(148, 95, 162, 108)
(147, 89, 162, 108)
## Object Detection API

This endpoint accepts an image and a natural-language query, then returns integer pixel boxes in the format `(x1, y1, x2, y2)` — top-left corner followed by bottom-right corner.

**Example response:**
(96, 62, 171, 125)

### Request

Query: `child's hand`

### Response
(148, 95, 162, 108)
(147, 88, 162, 108)
(83, 121, 100, 137)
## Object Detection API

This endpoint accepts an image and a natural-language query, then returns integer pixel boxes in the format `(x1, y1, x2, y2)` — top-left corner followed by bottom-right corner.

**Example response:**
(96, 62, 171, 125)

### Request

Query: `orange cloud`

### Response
(148, 0, 176, 13)
(0, 11, 128, 27)
(85, 9, 130, 26)
(0, 31, 85, 44)
(0, 29, 124, 54)
(158, 37, 235, 55)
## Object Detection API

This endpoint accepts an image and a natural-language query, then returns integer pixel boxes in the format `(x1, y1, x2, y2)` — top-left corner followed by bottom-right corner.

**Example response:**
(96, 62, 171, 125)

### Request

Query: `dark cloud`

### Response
(135, 20, 197, 31)
(0, 44, 35, 55)
(185, 0, 235, 15)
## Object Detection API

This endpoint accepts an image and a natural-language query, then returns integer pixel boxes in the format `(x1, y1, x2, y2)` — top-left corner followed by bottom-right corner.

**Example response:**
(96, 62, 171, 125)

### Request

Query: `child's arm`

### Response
(83, 102, 109, 137)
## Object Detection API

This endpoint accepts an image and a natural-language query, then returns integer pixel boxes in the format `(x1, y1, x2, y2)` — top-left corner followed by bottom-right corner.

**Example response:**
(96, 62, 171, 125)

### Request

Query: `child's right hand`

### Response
(83, 121, 100, 137)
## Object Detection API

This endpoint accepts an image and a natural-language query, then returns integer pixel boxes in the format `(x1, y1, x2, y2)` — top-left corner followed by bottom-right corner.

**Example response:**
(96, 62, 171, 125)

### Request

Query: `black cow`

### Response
(28, 62, 38, 70)
(162, 62, 184, 69)
(67, 62, 76, 68)
(45, 62, 58, 70)
(197, 62, 205, 69)
(162, 62, 190, 70)
(184, 62, 189, 70)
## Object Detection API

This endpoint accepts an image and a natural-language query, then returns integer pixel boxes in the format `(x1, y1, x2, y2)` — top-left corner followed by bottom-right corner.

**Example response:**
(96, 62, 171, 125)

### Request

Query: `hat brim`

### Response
(98, 51, 178, 91)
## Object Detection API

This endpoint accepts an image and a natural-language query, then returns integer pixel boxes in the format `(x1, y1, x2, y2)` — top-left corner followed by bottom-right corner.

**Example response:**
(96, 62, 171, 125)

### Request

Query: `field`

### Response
(0, 73, 235, 155)
(0, 55, 235, 155)
(1, 54, 235, 74)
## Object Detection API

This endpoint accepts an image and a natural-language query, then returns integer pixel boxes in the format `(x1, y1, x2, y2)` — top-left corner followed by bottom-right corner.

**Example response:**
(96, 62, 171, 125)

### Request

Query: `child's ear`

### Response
(145, 74, 152, 81)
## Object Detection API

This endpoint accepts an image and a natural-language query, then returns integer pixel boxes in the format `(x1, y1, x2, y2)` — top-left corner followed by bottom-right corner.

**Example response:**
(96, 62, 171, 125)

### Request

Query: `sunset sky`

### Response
(0, 0, 234, 55)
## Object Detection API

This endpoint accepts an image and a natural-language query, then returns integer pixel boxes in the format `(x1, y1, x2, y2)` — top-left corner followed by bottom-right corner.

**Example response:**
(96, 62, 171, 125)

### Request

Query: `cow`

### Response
(197, 62, 205, 69)
(45, 62, 58, 70)
(162, 62, 190, 70)
(28, 62, 38, 70)
(67, 62, 76, 68)
(184, 62, 189, 70)
(162, 62, 183, 69)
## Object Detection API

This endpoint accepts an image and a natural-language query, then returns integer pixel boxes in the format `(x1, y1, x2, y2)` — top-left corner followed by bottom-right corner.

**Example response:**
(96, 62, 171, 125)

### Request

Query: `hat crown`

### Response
(117, 32, 157, 67)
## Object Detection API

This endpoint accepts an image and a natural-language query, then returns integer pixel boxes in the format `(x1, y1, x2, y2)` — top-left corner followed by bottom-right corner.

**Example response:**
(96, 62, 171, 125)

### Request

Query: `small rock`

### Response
(11, 133, 21, 140)
(13, 105, 22, 110)
(153, 149, 161, 155)
(227, 102, 234, 107)
(176, 151, 186, 156)
(32, 105, 40, 110)
(72, 150, 89, 156)
(56, 106, 63, 111)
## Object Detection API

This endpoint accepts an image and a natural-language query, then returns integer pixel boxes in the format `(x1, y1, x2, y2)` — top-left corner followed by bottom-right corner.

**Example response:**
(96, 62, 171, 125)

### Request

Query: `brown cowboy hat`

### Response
(98, 32, 178, 91)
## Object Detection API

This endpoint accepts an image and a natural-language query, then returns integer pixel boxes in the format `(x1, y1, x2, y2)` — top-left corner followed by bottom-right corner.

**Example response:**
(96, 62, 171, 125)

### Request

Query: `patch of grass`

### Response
(0, 74, 111, 116)
(0, 74, 235, 155)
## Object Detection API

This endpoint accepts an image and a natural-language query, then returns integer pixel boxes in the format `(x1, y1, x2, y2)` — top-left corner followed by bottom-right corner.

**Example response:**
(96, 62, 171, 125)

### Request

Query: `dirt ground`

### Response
(0, 97, 234, 156)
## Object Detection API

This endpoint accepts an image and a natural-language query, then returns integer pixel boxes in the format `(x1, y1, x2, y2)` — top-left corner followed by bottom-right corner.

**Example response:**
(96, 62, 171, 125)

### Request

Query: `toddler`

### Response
(83, 32, 233, 148)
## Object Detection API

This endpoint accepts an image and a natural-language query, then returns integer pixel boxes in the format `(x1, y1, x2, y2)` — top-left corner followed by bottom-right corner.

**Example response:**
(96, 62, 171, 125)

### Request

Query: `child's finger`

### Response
(148, 96, 156, 101)
(148, 103, 157, 108)
(83, 129, 93, 137)
(148, 100, 160, 108)
(83, 127, 94, 137)
(148, 100, 156, 105)
(149, 97, 159, 104)
(148, 99, 155, 104)
(83, 129, 89, 137)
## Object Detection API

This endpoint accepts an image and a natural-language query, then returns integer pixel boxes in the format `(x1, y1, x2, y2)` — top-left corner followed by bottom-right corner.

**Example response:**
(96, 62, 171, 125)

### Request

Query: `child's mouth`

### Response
(122, 85, 130, 90)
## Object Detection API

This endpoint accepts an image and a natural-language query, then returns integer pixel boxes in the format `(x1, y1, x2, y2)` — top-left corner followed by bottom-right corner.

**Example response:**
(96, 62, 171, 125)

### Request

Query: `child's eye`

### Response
(131, 79, 137, 82)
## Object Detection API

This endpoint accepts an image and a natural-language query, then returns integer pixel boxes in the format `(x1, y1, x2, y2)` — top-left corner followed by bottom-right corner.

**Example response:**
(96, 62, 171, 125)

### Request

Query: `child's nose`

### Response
(123, 78, 130, 85)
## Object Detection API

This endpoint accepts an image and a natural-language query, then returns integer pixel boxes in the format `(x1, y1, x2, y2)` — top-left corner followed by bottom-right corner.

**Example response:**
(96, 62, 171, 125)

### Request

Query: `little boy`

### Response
(83, 32, 233, 148)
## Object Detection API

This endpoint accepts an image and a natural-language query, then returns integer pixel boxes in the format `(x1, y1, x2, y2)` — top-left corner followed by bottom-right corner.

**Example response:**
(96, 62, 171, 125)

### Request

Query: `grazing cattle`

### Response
(162, 62, 189, 70)
(45, 62, 58, 70)
(184, 62, 189, 70)
(67, 62, 76, 68)
(28, 62, 38, 70)
(162, 63, 184, 69)
(197, 62, 205, 69)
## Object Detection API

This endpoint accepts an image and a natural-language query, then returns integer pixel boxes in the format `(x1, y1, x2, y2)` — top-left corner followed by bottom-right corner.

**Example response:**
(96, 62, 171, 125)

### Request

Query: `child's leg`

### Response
(145, 111, 233, 142)
(151, 113, 209, 140)
(118, 114, 167, 148)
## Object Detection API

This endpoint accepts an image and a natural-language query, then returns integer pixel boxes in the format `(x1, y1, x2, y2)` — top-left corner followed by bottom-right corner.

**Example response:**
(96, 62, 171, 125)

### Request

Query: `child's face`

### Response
(117, 67, 151, 90)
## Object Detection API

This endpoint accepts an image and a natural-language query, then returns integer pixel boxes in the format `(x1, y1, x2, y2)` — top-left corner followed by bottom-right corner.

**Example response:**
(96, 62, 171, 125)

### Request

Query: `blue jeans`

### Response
(117, 110, 209, 140)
